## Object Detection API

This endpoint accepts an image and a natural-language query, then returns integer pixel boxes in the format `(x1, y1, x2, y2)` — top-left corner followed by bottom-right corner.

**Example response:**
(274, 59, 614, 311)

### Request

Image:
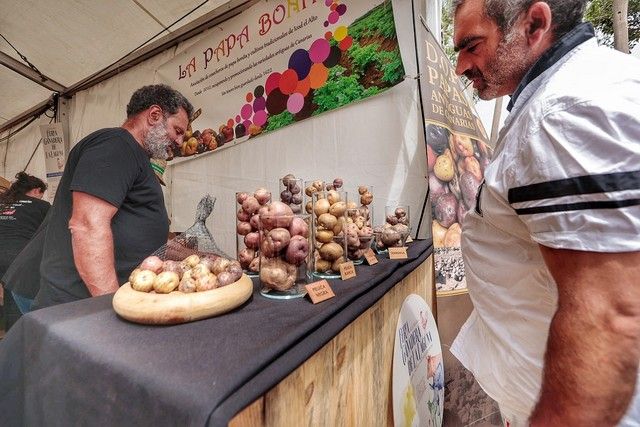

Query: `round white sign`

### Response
(392, 294, 444, 427)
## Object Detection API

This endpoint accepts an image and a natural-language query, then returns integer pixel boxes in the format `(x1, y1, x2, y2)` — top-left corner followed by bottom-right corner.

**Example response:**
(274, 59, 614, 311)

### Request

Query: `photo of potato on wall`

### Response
(426, 123, 492, 292)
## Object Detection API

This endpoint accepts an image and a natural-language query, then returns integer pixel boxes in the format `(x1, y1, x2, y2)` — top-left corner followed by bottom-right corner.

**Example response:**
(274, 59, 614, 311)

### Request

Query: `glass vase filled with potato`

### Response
(373, 205, 411, 254)
(258, 204, 311, 300)
(341, 207, 375, 265)
(236, 188, 272, 277)
(311, 190, 351, 279)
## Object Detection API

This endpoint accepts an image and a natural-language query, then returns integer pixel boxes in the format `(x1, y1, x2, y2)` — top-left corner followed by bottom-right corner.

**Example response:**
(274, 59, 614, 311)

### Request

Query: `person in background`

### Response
(0, 172, 49, 329)
(5, 84, 192, 311)
(449, 0, 640, 426)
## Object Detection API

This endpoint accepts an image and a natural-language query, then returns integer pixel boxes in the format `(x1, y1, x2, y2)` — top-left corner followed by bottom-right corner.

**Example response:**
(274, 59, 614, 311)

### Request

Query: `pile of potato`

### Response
(427, 124, 489, 249)
(374, 207, 411, 250)
(236, 188, 272, 273)
(258, 201, 310, 291)
(128, 254, 243, 294)
(279, 174, 303, 214)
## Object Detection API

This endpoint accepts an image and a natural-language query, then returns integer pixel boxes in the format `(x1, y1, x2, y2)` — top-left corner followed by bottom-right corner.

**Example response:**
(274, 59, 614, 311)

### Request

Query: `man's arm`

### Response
(68, 191, 119, 296)
(529, 246, 640, 426)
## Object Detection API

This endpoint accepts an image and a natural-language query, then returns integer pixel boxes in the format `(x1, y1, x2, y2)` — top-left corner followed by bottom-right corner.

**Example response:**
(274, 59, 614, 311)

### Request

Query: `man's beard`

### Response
(144, 121, 171, 160)
(466, 28, 534, 100)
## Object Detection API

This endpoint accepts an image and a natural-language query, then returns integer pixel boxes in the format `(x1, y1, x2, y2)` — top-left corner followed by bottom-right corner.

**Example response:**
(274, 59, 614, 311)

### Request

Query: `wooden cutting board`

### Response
(112, 274, 253, 325)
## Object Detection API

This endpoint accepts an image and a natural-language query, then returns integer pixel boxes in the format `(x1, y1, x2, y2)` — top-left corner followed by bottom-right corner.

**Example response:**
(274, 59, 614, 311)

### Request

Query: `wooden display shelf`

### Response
(230, 254, 435, 426)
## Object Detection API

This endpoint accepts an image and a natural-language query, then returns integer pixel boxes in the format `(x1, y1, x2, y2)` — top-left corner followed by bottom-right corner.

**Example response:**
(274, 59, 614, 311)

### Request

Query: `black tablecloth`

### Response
(0, 240, 432, 427)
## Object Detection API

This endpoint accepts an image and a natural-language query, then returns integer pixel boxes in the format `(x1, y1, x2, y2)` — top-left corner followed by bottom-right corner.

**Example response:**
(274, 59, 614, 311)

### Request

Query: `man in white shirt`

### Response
(449, 0, 640, 425)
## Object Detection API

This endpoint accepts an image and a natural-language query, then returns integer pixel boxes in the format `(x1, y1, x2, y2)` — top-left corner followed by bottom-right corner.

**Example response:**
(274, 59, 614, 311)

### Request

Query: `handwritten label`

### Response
(364, 248, 379, 265)
(389, 247, 408, 259)
(305, 280, 335, 304)
(340, 261, 356, 280)
(406, 235, 414, 243)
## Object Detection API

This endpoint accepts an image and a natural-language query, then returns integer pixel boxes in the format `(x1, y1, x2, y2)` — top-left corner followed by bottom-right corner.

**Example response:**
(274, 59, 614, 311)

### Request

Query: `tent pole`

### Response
(0, 51, 66, 93)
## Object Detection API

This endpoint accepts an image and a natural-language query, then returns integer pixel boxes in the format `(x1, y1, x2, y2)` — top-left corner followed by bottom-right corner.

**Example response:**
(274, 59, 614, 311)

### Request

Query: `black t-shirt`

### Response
(0, 196, 50, 276)
(1, 215, 48, 298)
(31, 128, 169, 309)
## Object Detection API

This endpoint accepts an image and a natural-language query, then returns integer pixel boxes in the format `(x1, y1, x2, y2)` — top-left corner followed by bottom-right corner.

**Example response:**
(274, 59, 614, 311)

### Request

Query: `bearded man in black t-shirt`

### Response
(8, 84, 193, 310)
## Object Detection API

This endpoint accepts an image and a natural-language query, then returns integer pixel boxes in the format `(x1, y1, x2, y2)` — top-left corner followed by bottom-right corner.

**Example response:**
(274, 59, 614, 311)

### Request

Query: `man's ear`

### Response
(147, 105, 164, 126)
(524, 2, 553, 48)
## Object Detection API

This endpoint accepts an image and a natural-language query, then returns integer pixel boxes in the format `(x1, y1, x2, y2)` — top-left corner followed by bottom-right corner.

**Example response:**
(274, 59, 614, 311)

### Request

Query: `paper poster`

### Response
(40, 123, 66, 202)
(156, 0, 404, 160)
(392, 294, 444, 427)
(418, 26, 492, 295)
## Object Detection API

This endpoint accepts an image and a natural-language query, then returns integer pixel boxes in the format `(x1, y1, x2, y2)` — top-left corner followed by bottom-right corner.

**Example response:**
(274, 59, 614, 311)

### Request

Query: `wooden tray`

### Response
(112, 274, 253, 325)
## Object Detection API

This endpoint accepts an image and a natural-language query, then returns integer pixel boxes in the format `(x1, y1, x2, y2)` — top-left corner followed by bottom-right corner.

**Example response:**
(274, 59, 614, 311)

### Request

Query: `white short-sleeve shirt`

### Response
(451, 38, 640, 418)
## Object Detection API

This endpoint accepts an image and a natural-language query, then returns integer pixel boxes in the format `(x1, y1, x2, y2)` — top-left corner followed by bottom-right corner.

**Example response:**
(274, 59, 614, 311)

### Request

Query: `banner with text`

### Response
(156, 0, 404, 160)
(40, 123, 66, 202)
(419, 26, 492, 295)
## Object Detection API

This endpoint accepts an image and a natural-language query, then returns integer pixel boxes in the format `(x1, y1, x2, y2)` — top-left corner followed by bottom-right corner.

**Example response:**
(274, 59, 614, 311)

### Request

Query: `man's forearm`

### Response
(70, 223, 119, 296)
(530, 301, 640, 426)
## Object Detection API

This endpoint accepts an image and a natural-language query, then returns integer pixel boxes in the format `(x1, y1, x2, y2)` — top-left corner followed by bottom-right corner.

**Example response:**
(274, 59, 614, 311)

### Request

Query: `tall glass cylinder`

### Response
(235, 188, 272, 276)
(311, 190, 349, 279)
(258, 212, 311, 299)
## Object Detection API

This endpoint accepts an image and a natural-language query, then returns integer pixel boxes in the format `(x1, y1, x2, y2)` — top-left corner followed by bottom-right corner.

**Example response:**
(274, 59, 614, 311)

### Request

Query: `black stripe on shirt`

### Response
(514, 198, 640, 215)
(508, 171, 640, 204)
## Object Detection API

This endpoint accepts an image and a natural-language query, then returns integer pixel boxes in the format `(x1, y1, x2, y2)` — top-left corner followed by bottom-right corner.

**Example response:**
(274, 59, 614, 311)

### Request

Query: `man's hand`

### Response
(530, 247, 640, 426)
(69, 191, 119, 296)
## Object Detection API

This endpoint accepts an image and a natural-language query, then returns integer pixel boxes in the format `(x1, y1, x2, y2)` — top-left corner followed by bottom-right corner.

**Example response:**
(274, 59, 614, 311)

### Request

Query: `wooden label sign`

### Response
(389, 247, 408, 259)
(340, 261, 356, 280)
(305, 280, 335, 304)
(364, 248, 379, 265)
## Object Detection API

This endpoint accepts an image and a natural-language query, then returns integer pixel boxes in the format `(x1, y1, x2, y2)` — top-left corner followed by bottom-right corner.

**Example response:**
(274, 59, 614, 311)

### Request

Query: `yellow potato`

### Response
(444, 223, 462, 247)
(432, 221, 448, 248)
(316, 229, 335, 243)
(313, 198, 331, 217)
(319, 242, 344, 261)
(318, 213, 338, 230)
(329, 201, 347, 218)
(131, 270, 156, 292)
(153, 271, 180, 293)
(434, 154, 455, 182)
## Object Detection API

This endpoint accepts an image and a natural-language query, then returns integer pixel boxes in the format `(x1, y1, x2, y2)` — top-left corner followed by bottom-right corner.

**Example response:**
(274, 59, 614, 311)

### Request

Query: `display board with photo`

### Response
(419, 26, 492, 295)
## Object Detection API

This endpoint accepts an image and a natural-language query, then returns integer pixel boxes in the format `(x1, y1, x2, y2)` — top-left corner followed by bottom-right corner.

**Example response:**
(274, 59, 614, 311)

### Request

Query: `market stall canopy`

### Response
(0, 0, 255, 132)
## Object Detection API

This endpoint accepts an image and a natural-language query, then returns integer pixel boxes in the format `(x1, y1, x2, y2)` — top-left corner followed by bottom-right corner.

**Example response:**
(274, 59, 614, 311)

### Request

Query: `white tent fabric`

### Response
(1, 0, 439, 255)
(0, 0, 231, 124)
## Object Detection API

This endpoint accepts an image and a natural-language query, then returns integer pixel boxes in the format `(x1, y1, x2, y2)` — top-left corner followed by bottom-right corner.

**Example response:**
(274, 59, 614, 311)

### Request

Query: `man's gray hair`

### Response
(452, 0, 588, 39)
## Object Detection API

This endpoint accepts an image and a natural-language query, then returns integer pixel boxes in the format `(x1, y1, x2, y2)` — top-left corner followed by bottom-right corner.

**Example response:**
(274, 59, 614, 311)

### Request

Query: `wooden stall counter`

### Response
(231, 255, 434, 426)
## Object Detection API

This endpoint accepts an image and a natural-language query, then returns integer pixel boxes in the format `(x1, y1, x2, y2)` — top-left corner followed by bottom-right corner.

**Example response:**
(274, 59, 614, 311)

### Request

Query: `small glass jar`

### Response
(236, 189, 272, 277)
(258, 213, 311, 299)
(311, 190, 350, 279)
(374, 204, 411, 253)
(279, 175, 304, 215)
